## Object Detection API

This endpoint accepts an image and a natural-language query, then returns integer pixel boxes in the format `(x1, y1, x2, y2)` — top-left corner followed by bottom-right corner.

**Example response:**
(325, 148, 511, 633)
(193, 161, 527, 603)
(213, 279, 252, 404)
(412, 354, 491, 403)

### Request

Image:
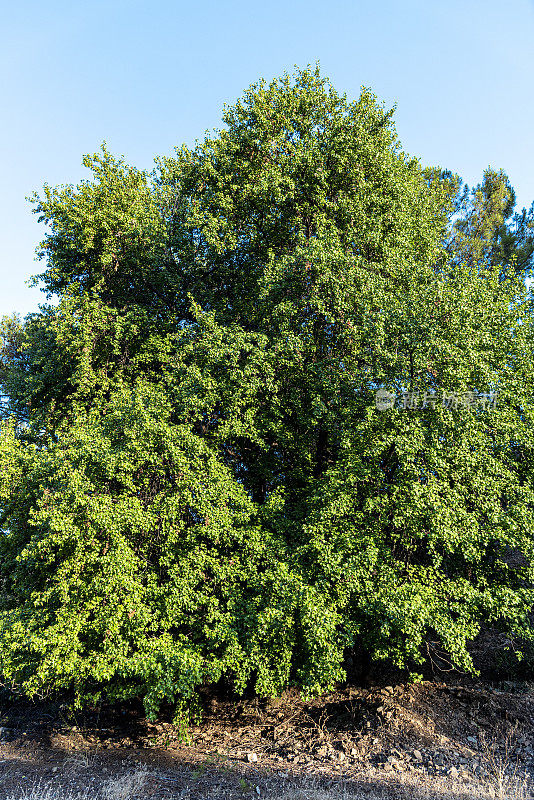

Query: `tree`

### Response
(1, 67, 534, 720)
(448, 167, 534, 282)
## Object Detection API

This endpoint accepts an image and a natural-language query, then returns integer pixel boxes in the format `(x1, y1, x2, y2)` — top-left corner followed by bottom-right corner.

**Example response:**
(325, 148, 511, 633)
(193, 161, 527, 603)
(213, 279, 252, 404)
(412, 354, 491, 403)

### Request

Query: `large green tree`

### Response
(1, 68, 534, 719)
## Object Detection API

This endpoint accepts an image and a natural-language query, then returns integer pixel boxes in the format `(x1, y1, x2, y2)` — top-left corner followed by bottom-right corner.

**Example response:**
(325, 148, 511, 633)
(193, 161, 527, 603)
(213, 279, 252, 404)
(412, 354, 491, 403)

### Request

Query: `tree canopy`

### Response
(1, 67, 534, 720)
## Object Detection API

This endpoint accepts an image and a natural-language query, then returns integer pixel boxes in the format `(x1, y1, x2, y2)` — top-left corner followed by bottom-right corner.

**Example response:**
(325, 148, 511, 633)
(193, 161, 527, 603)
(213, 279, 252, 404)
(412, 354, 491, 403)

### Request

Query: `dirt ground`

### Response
(0, 677, 533, 799)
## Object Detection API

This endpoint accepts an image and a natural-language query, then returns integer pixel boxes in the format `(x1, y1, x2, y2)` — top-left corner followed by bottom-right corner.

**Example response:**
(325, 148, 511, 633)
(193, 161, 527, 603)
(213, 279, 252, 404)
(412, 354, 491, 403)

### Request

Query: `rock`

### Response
(338, 752, 345, 762)
(467, 736, 477, 744)
(350, 748, 357, 756)
(448, 766, 459, 778)
(246, 753, 258, 763)
(413, 749, 423, 761)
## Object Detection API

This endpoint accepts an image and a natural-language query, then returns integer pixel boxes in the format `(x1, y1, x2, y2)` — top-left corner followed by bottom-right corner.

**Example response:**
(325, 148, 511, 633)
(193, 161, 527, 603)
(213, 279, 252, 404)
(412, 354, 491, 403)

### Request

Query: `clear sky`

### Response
(2, 0, 534, 319)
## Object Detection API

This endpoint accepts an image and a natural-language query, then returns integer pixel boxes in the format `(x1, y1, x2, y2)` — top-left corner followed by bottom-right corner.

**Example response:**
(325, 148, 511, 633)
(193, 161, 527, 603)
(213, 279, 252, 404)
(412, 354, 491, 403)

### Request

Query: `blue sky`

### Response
(2, 0, 534, 319)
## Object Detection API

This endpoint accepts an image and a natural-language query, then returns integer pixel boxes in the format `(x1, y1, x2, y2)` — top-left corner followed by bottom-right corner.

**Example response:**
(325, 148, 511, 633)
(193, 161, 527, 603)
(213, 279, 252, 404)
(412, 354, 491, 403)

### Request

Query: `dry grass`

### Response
(4, 766, 149, 800)
(6, 767, 532, 800)
(100, 766, 149, 800)
(279, 786, 529, 800)
(278, 769, 532, 800)
(477, 722, 531, 800)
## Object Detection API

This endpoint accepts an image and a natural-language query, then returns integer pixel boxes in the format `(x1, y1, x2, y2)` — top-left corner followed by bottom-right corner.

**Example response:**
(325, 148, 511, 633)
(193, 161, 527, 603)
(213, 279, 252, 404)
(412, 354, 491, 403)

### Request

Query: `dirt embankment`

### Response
(0, 679, 533, 799)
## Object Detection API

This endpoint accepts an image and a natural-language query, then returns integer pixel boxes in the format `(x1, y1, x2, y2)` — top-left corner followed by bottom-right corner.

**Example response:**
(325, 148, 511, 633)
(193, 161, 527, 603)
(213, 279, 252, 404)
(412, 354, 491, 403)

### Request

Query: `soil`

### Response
(0, 677, 533, 799)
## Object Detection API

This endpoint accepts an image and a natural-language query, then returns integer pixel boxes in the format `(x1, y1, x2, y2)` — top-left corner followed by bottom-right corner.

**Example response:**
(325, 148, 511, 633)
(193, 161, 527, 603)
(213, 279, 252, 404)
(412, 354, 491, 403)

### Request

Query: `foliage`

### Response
(448, 167, 534, 281)
(1, 67, 534, 718)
